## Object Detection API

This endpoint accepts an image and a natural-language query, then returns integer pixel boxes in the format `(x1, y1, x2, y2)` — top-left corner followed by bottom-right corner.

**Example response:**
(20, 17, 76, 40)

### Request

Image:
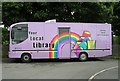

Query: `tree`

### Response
(2, 27, 9, 45)
(2, 2, 116, 26)
(112, 2, 120, 36)
(2, 2, 119, 45)
(112, 2, 120, 44)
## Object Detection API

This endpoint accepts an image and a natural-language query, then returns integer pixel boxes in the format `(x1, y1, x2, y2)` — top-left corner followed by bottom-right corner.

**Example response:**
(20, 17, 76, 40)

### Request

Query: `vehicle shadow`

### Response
(2, 57, 105, 63)
(32, 58, 104, 63)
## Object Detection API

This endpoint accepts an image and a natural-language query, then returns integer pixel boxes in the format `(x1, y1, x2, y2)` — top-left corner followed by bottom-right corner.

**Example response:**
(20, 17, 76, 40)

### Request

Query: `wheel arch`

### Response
(79, 51, 88, 57)
(21, 52, 31, 58)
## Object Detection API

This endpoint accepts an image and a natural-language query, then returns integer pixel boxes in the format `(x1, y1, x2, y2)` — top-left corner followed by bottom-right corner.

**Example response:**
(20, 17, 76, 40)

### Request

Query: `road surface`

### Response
(2, 58, 119, 80)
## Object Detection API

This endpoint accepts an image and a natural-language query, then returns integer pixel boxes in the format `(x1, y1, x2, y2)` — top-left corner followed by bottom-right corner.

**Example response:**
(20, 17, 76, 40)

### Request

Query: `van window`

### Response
(11, 24, 28, 44)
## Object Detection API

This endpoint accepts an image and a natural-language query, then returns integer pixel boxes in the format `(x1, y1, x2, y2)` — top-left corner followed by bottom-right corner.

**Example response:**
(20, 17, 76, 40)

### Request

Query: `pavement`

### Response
(1, 58, 119, 80)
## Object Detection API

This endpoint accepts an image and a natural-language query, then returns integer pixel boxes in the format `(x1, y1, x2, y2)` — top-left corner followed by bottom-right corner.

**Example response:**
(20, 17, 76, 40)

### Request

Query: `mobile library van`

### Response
(8, 20, 112, 62)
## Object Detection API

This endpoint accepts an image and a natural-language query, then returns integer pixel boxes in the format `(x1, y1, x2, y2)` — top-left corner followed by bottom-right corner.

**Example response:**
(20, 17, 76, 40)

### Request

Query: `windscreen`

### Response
(11, 24, 28, 44)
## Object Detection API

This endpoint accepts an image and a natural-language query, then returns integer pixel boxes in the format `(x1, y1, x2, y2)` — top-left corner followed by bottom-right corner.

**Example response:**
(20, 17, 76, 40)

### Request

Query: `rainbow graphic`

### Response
(49, 32, 80, 59)
(49, 31, 96, 59)
(49, 35, 59, 59)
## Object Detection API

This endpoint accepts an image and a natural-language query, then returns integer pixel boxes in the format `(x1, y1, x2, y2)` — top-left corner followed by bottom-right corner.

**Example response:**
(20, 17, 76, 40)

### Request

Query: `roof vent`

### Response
(45, 19, 56, 23)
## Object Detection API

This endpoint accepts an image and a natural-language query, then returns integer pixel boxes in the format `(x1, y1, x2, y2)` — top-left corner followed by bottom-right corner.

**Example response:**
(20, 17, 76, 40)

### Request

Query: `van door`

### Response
(58, 27, 71, 59)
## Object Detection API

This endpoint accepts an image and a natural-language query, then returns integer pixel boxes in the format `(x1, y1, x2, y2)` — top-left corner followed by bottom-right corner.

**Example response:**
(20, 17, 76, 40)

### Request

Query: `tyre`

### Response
(21, 54, 31, 63)
(79, 52, 88, 61)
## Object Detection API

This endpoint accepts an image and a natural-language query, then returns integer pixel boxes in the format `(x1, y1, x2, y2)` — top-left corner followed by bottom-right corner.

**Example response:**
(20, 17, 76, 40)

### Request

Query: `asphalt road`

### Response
(2, 58, 119, 80)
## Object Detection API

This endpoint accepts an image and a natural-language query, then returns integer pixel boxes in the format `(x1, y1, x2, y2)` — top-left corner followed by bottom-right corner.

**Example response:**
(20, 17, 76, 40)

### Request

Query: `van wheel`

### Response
(21, 54, 31, 63)
(79, 52, 88, 61)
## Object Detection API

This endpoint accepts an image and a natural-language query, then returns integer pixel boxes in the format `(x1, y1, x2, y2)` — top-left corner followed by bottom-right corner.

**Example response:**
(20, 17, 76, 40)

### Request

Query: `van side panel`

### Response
(9, 22, 112, 59)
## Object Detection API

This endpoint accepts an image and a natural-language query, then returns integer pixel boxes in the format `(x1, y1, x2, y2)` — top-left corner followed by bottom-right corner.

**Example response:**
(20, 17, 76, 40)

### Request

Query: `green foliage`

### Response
(113, 36, 120, 44)
(2, 2, 117, 24)
(112, 2, 120, 36)
(1, 2, 120, 45)
(2, 27, 9, 45)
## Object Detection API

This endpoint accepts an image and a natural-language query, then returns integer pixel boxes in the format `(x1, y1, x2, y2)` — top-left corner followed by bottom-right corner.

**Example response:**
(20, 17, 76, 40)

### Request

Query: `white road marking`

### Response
(88, 66, 118, 81)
